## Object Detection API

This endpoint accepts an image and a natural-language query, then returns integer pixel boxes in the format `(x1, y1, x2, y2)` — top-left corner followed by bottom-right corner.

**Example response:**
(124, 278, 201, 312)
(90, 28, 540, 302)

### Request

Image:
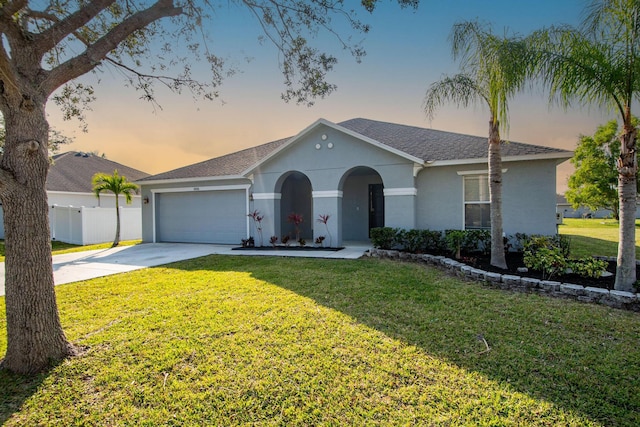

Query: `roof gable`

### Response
(241, 118, 424, 176)
(47, 152, 150, 193)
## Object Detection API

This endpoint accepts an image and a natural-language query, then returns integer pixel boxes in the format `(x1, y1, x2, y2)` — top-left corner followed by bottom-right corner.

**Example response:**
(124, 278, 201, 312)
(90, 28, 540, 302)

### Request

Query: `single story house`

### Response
(137, 118, 572, 247)
(46, 151, 150, 208)
(0, 151, 150, 243)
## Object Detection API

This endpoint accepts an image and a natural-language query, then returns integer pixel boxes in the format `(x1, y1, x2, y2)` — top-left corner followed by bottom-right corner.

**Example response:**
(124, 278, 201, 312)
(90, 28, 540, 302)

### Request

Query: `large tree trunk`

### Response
(0, 97, 76, 374)
(614, 123, 637, 292)
(489, 120, 507, 269)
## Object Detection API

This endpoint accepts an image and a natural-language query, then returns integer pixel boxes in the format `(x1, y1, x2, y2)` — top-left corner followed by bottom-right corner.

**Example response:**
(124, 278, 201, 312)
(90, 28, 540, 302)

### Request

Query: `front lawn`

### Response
(1, 256, 638, 426)
(559, 218, 640, 259)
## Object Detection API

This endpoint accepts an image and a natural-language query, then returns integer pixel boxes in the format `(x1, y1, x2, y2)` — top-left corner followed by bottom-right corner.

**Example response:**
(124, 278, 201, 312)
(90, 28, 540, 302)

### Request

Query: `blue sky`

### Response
(49, 0, 610, 192)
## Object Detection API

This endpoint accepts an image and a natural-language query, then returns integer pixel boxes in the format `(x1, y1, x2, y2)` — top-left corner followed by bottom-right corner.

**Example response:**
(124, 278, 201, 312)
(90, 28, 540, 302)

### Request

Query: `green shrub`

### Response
(396, 229, 424, 254)
(445, 230, 466, 259)
(370, 227, 397, 250)
(420, 229, 446, 253)
(569, 258, 609, 279)
(523, 236, 570, 280)
(523, 246, 567, 280)
(462, 229, 491, 254)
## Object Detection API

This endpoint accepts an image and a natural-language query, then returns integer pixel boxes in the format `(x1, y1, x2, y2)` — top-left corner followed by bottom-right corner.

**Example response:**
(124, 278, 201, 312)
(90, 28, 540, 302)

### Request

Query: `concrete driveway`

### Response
(0, 242, 370, 296)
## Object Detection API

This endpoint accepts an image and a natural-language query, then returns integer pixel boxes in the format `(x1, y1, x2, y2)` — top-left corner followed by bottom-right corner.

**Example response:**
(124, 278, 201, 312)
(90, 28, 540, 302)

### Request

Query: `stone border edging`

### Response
(368, 249, 640, 312)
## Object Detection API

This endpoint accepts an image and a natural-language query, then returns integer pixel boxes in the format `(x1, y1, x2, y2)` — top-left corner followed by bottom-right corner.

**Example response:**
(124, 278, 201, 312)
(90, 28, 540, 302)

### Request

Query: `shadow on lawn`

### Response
(0, 368, 49, 424)
(183, 255, 640, 426)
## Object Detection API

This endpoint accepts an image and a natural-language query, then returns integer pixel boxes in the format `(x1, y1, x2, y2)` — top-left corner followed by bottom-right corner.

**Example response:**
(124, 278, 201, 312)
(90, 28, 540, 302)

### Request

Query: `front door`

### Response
(368, 184, 384, 235)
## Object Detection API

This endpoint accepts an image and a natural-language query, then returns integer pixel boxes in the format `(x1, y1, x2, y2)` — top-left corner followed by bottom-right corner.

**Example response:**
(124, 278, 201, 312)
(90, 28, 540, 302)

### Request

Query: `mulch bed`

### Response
(232, 246, 344, 252)
(463, 251, 630, 291)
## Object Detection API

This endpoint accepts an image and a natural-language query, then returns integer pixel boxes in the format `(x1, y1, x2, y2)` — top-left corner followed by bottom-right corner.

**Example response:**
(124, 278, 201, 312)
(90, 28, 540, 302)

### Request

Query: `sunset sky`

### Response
(48, 0, 612, 193)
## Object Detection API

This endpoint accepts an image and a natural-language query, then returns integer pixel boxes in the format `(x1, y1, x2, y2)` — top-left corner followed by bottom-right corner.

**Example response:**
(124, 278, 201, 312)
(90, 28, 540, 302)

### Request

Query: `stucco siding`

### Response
(416, 159, 559, 235)
(502, 160, 558, 235)
(416, 166, 464, 230)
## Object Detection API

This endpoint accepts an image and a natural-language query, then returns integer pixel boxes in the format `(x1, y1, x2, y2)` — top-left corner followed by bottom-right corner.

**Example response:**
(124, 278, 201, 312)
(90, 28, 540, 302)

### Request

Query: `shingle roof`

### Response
(339, 118, 570, 161)
(137, 138, 290, 182)
(139, 118, 571, 182)
(47, 152, 150, 193)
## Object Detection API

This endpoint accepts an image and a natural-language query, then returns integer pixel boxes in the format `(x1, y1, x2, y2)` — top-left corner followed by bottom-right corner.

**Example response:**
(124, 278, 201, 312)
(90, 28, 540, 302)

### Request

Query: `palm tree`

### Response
(527, 0, 640, 291)
(92, 170, 139, 247)
(424, 21, 528, 270)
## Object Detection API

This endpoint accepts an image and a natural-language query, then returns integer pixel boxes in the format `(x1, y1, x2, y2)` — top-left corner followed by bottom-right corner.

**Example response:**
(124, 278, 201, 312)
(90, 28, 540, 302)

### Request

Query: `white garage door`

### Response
(155, 190, 246, 244)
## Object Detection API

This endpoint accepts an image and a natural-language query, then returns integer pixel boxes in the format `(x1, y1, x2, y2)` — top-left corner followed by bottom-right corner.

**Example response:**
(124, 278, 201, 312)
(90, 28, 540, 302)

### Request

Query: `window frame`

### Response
(456, 169, 507, 231)
(463, 174, 491, 230)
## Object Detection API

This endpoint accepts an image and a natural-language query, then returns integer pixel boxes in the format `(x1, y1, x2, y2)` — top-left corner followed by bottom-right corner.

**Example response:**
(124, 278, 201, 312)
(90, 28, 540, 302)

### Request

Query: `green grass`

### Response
(0, 240, 141, 262)
(1, 256, 638, 426)
(559, 218, 640, 259)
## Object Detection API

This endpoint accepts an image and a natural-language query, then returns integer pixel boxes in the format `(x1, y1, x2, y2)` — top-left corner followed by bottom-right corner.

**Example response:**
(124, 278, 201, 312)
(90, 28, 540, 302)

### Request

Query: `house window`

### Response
(464, 175, 490, 229)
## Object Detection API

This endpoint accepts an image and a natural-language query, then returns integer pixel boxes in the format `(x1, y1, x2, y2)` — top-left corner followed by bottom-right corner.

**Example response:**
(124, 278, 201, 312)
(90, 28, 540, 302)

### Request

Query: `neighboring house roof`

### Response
(47, 151, 150, 193)
(139, 118, 572, 183)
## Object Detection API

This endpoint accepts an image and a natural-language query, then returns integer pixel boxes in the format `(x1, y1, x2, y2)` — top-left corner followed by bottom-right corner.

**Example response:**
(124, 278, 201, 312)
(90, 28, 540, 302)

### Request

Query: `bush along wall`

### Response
(368, 227, 640, 312)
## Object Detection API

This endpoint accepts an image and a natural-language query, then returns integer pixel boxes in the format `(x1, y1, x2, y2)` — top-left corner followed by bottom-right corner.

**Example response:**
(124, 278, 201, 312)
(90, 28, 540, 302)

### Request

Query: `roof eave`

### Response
(136, 175, 249, 186)
(427, 151, 573, 167)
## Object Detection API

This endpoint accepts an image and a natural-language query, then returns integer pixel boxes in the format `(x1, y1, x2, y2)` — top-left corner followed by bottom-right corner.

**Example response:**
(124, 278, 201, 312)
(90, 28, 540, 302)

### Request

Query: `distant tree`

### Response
(92, 170, 139, 248)
(424, 21, 528, 270)
(527, 0, 640, 291)
(0, 0, 418, 374)
(565, 121, 628, 220)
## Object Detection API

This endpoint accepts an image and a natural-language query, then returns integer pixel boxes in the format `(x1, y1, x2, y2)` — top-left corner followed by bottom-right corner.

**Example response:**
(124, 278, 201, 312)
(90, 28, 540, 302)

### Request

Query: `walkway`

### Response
(0, 242, 372, 296)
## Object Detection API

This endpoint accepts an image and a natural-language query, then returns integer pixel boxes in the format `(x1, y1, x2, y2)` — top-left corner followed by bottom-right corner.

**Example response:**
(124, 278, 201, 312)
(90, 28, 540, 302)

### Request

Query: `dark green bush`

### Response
(370, 227, 397, 250)
(402, 229, 425, 253)
(420, 229, 445, 253)
(444, 230, 466, 258)
(462, 229, 491, 254)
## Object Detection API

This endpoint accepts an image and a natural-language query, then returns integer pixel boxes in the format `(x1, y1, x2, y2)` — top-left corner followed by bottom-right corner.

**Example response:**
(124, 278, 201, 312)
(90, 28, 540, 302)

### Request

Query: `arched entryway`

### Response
(340, 167, 384, 242)
(278, 171, 313, 242)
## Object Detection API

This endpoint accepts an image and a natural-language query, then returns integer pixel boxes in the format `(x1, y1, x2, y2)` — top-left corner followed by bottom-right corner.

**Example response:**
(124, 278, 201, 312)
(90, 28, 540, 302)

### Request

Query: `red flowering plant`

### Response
(287, 212, 304, 242)
(317, 214, 332, 247)
(247, 210, 265, 247)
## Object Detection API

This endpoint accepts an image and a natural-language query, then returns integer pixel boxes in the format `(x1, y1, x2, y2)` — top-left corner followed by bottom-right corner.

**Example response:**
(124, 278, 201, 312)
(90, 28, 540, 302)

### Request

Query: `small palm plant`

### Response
(92, 170, 139, 247)
(247, 210, 265, 246)
(317, 214, 332, 247)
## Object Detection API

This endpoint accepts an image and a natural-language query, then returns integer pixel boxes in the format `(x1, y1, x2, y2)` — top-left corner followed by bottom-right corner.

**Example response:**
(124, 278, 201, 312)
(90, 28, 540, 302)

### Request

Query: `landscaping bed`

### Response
(232, 245, 344, 252)
(469, 251, 631, 291)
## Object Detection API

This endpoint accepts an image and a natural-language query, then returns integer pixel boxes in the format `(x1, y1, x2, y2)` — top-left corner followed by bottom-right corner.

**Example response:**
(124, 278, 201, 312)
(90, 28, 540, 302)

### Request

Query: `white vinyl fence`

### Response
(0, 205, 142, 245)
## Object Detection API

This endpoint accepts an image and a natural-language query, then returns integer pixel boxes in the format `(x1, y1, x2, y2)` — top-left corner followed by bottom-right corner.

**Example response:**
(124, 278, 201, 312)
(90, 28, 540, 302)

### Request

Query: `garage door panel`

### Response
(156, 190, 246, 244)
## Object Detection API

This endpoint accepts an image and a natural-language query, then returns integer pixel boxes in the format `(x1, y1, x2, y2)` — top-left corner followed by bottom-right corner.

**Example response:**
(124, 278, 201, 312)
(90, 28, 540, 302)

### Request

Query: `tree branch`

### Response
(42, 0, 182, 96)
(0, 42, 20, 98)
(0, 0, 29, 42)
(1, 0, 28, 18)
(33, 0, 117, 57)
